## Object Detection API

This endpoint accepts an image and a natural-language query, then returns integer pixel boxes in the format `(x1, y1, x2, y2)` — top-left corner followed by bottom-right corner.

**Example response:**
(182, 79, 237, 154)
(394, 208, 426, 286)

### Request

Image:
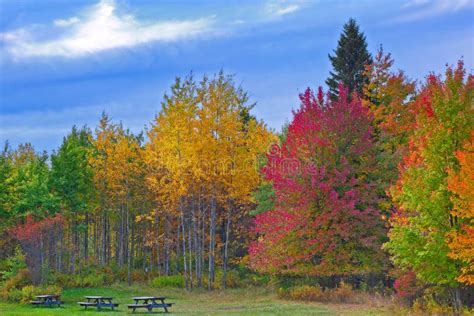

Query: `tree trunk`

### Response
(181, 212, 188, 290)
(208, 195, 216, 290)
(127, 219, 134, 286)
(222, 206, 231, 289)
(84, 211, 89, 261)
(448, 287, 462, 312)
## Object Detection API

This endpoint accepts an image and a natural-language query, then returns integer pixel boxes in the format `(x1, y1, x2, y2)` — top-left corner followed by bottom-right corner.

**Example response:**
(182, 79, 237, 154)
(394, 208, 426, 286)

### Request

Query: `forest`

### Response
(0, 18, 473, 314)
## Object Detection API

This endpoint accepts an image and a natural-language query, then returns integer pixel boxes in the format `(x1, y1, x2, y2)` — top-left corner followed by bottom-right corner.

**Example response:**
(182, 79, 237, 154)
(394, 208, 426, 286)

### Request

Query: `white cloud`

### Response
(54, 17, 80, 27)
(394, 0, 473, 22)
(274, 4, 300, 16)
(1, 0, 215, 59)
(265, 1, 303, 17)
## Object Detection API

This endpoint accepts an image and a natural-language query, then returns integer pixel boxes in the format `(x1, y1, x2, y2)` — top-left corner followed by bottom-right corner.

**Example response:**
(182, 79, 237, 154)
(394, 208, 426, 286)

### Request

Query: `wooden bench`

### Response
(127, 296, 173, 313)
(78, 296, 119, 310)
(127, 303, 174, 313)
(30, 294, 63, 307)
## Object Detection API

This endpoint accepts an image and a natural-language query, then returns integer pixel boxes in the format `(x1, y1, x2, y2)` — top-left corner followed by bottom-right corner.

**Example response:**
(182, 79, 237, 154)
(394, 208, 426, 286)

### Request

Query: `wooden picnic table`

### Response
(30, 294, 63, 307)
(78, 295, 119, 310)
(127, 296, 173, 313)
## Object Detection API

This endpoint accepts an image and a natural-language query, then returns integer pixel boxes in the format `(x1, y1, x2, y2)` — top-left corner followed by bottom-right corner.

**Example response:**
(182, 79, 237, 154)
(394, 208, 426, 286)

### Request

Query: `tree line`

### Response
(0, 18, 472, 309)
(1, 73, 274, 290)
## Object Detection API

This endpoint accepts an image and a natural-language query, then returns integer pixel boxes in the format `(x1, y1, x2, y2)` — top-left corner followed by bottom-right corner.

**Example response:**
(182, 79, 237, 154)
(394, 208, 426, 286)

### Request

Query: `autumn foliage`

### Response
(9, 215, 63, 284)
(249, 86, 386, 276)
(385, 61, 473, 287)
(446, 132, 474, 285)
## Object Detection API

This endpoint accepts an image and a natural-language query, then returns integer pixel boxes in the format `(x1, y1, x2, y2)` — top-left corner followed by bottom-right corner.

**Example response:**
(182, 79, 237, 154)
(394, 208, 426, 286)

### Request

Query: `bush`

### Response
(0, 247, 27, 282)
(152, 275, 185, 288)
(2, 268, 31, 292)
(280, 282, 363, 304)
(131, 271, 146, 282)
(393, 271, 421, 305)
(287, 285, 325, 301)
(330, 282, 358, 303)
(2, 284, 62, 303)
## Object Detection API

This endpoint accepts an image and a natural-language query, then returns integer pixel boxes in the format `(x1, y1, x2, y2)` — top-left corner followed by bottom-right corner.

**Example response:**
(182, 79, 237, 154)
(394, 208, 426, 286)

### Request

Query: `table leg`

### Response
(160, 299, 169, 313)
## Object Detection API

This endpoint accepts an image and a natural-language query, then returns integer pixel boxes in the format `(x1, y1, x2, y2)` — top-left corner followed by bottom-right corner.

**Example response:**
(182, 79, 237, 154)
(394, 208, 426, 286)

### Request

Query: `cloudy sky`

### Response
(1, 0, 473, 153)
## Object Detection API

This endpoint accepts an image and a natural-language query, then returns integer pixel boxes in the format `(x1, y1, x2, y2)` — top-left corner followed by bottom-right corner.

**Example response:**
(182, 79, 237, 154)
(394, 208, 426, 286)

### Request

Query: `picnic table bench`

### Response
(30, 294, 63, 307)
(78, 296, 119, 310)
(127, 296, 173, 313)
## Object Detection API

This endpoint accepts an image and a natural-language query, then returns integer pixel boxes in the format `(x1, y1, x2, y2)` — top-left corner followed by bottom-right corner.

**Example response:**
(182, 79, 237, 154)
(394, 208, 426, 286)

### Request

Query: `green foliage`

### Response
(326, 18, 372, 98)
(250, 182, 275, 216)
(3, 144, 59, 221)
(384, 63, 474, 287)
(0, 143, 12, 228)
(151, 275, 185, 288)
(0, 247, 27, 282)
(49, 126, 94, 217)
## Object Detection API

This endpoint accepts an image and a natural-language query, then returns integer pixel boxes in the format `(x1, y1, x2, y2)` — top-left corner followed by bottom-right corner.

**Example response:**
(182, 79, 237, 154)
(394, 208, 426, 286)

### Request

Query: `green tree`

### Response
(0, 143, 12, 227)
(50, 126, 95, 268)
(8, 144, 58, 219)
(326, 18, 372, 99)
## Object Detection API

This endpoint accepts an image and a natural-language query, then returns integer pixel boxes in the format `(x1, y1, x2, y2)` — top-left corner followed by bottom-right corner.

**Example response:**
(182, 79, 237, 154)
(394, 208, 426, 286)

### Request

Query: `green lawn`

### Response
(0, 286, 390, 315)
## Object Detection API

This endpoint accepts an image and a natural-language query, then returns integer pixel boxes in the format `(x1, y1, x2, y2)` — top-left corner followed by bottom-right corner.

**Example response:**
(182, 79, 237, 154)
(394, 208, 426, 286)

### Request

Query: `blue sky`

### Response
(0, 0, 473, 153)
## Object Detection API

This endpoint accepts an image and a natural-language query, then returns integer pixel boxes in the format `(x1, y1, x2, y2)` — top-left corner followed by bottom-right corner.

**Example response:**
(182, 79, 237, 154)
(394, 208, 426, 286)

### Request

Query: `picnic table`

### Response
(78, 295, 119, 310)
(30, 294, 63, 307)
(127, 296, 173, 313)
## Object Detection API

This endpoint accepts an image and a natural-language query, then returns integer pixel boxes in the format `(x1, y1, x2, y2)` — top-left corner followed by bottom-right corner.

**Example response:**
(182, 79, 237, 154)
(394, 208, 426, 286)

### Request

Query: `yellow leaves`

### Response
(143, 72, 275, 221)
(89, 113, 145, 210)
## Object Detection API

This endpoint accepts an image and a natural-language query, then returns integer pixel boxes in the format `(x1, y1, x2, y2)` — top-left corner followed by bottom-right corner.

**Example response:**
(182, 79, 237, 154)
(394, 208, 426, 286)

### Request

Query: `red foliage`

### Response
(9, 214, 63, 284)
(10, 214, 63, 244)
(394, 271, 418, 300)
(249, 86, 385, 275)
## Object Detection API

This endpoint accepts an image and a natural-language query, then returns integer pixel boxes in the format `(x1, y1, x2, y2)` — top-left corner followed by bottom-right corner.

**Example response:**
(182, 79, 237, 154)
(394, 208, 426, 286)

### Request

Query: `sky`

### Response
(0, 0, 473, 153)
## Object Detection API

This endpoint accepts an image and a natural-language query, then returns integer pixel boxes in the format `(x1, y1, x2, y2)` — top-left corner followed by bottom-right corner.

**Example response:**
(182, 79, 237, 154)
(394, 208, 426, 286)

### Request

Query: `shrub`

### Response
(81, 274, 106, 287)
(2, 268, 31, 292)
(213, 270, 243, 288)
(0, 247, 27, 282)
(393, 271, 421, 305)
(131, 271, 146, 282)
(20, 285, 61, 303)
(2, 284, 62, 303)
(288, 285, 325, 301)
(152, 275, 185, 288)
(330, 282, 358, 303)
(280, 282, 363, 304)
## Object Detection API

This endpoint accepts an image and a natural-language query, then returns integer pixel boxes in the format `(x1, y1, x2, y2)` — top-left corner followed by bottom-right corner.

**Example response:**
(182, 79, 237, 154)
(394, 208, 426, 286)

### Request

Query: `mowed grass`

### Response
(0, 285, 390, 315)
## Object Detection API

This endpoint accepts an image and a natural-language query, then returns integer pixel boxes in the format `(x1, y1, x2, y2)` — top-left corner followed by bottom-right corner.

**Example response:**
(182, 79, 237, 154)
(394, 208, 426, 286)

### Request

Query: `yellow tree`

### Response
(145, 76, 198, 287)
(197, 72, 274, 288)
(89, 113, 117, 265)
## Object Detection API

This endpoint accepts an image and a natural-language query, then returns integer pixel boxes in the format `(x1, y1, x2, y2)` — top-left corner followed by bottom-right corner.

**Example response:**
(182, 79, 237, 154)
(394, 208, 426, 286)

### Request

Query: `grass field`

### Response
(0, 285, 391, 315)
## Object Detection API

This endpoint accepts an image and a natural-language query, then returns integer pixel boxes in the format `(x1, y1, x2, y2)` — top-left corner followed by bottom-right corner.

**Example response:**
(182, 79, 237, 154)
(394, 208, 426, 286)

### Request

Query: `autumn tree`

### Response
(90, 113, 147, 279)
(362, 47, 416, 215)
(446, 132, 474, 285)
(384, 62, 473, 308)
(250, 85, 385, 277)
(144, 72, 273, 290)
(10, 215, 63, 284)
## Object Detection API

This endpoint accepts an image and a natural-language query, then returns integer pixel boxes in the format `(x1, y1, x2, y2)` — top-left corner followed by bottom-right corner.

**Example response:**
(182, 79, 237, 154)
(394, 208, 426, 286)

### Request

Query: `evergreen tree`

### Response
(326, 18, 372, 98)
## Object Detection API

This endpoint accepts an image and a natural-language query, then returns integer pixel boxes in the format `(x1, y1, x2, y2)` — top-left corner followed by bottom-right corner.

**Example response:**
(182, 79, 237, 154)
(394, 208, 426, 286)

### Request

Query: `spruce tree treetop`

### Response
(326, 18, 372, 99)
